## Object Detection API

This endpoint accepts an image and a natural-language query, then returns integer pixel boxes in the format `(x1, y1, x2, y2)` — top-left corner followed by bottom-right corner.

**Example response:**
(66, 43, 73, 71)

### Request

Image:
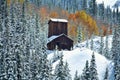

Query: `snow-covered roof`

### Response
(47, 34, 73, 44)
(49, 18, 68, 23)
(47, 35, 59, 44)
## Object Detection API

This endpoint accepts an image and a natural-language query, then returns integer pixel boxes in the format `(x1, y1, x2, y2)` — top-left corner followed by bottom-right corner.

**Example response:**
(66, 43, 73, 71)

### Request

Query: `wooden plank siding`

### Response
(48, 21, 67, 37)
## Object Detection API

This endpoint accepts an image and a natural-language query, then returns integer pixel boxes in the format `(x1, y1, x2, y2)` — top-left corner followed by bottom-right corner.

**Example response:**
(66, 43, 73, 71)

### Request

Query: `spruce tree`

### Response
(88, 0, 97, 18)
(81, 60, 90, 80)
(1, 0, 10, 79)
(98, 2, 104, 21)
(99, 27, 104, 55)
(77, 27, 82, 44)
(0, 0, 3, 32)
(81, 0, 87, 11)
(89, 52, 99, 80)
(20, 1, 31, 79)
(112, 9, 116, 24)
(0, 0, 7, 79)
(48, 61, 53, 80)
(90, 34, 94, 50)
(54, 54, 66, 80)
(85, 28, 89, 48)
(104, 28, 109, 59)
(29, 13, 39, 80)
(35, 12, 47, 80)
(14, 1, 27, 79)
(64, 62, 72, 80)
(104, 6, 112, 23)
(111, 13, 120, 80)
(104, 68, 109, 80)
(39, 43, 51, 80)
(6, 0, 18, 79)
(53, 45, 59, 62)
(74, 71, 80, 80)
(116, 6, 119, 23)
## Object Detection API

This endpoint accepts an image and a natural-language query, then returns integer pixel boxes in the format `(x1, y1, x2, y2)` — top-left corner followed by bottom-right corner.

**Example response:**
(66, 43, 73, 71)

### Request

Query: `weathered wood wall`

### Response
(47, 35, 73, 50)
(48, 21, 68, 37)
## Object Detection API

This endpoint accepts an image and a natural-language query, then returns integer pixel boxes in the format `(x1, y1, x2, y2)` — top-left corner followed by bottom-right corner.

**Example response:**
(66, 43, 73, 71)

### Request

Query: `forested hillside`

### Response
(28, 0, 116, 41)
(0, 0, 120, 80)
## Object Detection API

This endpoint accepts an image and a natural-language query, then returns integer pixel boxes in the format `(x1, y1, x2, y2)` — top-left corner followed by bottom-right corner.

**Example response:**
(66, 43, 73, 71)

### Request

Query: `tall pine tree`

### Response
(111, 12, 120, 80)
(104, 68, 109, 80)
(54, 54, 66, 80)
(74, 71, 80, 80)
(81, 60, 90, 80)
(89, 52, 99, 80)
(88, 0, 97, 18)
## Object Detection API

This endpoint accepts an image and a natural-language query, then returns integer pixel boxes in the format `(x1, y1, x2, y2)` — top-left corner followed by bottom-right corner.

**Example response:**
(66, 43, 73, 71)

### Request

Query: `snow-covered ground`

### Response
(48, 48, 110, 80)
(96, 0, 117, 8)
(75, 35, 113, 53)
(48, 35, 113, 80)
(96, 0, 120, 11)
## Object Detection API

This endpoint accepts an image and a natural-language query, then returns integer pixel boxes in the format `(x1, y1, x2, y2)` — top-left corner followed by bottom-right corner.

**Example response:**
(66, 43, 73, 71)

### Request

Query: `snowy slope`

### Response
(113, 0, 120, 8)
(48, 35, 113, 80)
(96, 0, 117, 8)
(75, 35, 113, 53)
(96, 0, 120, 11)
(49, 48, 110, 80)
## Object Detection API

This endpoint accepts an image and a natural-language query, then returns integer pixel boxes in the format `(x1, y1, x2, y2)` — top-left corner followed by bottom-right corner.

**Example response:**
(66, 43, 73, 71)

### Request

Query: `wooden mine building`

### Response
(47, 18, 73, 50)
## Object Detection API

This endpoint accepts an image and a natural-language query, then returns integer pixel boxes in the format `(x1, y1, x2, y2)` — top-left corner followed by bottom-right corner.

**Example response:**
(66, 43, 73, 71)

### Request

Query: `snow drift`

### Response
(49, 48, 110, 80)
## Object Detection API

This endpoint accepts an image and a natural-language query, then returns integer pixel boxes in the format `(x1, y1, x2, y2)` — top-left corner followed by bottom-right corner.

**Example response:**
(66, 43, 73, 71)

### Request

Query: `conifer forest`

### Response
(0, 0, 120, 80)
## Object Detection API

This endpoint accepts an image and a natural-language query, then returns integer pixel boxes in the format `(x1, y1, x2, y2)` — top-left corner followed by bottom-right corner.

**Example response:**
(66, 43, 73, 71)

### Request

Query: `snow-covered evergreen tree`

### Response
(81, 60, 90, 80)
(74, 71, 80, 80)
(104, 68, 108, 80)
(6, 0, 18, 79)
(88, 0, 97, 18)
(14, 1, 29, 79)
(20, 1, 31, 79)
(54, 54, 66, 80)
(90, 34, 94, 50)
(0, 0, 53, 80)
(48, 61, 53, 80)
(39, 42, 52, 80)
(28, 14, 38, 80)
(64, 62, 72, 80)
(104, 28, 109, 59)
(52, 45, 60, 63)
(81, 0, 87, 11)
(89, 52, 99, 80)
(77, 27, 82, 44)
(116, 6, 119, 23)
(0, 0, 7, 79)
(112, 9, 116, 24)
(105, 6, 112, 24)
(1, 0, 11, 79)
(111, 14, 120, 80)
(99, 28, 104, 55)
(97, 2, 104, 21)
(85, 28, 89, 48)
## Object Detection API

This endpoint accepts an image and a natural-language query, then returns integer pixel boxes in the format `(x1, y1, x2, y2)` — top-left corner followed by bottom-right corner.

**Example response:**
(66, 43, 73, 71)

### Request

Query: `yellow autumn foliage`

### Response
(7, 0, 24, 5)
